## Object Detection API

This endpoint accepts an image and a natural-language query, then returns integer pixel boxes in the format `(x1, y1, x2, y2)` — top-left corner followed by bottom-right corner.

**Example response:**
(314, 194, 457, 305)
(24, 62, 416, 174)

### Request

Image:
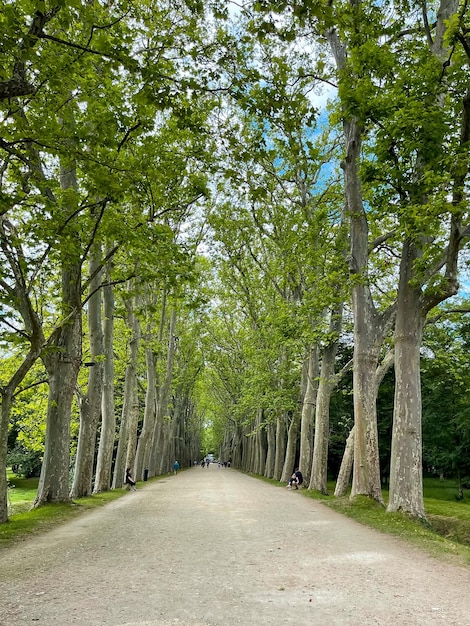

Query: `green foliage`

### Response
(7, 447, 42, 478)
(421, 317, 470, 481)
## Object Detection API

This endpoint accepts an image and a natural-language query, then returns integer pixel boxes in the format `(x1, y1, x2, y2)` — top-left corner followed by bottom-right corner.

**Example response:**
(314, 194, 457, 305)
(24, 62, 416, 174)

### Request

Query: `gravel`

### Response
(2, 466, 470, 625)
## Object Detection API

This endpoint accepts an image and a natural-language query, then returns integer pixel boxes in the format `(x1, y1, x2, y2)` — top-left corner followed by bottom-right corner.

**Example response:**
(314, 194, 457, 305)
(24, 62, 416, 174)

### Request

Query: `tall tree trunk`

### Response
(273, 414, 286, 481)
(150, 307, 177, 475)
(0, 216, 45, 521)
(134, 344, 157, 481)
(335, 349, 394, 497)
(387, 240, 426, 517)
(310, 306, 343, 493)
(280, 411, 300, 483)
(33, 158, 82, 508)
(232, 427, 243, 468)
(70, 243, 104, 498)
(298, 345, 320, 484)
(0, 392, 14, 523)
(93, 262, 115, 493)
(112, 289, 140, 489)
(387, 0, 463, 517)
(334, 427, 355, 497)
(264, 422, 276, 478)
(327, 28, 393, 505)
(126, 379, 140, 472)
(253, 408, 266, 475)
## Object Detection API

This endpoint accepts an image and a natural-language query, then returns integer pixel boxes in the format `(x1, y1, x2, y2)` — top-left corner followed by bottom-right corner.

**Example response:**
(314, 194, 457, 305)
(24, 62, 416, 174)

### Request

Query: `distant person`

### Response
(125, 467, 137, 491)
(287, 469, 303, 490)
(173, 460, 180, 475)
(201, 459, 205, 468)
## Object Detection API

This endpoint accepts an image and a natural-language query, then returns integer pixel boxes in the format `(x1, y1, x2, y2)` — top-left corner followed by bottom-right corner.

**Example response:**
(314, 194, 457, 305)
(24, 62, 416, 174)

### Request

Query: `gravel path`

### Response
(2, 467, 470, 625)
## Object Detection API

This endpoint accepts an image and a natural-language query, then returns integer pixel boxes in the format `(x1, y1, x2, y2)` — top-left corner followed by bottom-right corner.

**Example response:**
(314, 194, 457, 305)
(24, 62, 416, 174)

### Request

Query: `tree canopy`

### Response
(1, 0, 470, 523)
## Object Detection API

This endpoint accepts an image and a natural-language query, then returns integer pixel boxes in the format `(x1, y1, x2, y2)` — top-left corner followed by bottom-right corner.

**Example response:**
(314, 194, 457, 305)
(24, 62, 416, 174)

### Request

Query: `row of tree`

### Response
(197, 0, 470, 520)
(2, 0, 470, 525)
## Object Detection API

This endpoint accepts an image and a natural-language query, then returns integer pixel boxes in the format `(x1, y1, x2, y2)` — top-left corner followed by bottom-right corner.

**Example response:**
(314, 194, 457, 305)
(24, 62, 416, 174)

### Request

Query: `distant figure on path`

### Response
(125, 467, 137, 491)
(287, 469, 303, 490)
(201, 459, 205, 468)
(173, 460, 180, 475)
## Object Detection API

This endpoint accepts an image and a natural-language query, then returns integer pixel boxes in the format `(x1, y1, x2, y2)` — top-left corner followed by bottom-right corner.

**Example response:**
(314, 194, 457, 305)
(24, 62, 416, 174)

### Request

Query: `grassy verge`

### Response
(256, 474, 470, 567)
(316, 480, 470, 567)
(2, 472, 135, 549)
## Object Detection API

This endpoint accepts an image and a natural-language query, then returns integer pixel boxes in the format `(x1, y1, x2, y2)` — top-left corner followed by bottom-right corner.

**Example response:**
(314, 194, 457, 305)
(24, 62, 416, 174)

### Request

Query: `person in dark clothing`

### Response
(125, 467, 137, 491)
(287, 469, 303, 490)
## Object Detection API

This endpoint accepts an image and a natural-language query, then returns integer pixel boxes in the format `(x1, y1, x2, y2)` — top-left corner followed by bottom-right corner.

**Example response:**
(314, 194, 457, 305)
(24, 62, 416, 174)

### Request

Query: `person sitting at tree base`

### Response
(125, 467, 137, 491)
(287, 469, 303, 490)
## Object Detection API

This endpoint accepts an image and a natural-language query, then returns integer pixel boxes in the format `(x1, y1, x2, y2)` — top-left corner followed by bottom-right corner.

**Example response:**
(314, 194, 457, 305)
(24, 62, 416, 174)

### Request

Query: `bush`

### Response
(7, 447, 42, 478)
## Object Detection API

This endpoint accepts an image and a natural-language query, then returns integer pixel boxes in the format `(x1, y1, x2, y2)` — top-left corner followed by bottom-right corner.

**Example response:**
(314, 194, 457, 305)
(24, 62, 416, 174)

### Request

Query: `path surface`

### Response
(2, 467, 470, 626)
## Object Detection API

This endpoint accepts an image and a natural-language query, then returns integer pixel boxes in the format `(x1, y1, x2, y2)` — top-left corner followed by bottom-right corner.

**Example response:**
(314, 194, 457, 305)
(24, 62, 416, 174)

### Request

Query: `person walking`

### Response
(173, 460, 180, 475)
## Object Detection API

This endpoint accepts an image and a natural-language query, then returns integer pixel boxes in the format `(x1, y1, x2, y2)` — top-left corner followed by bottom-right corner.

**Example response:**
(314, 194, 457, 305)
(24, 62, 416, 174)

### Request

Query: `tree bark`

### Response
(273, 414, 286, 481)
(280, 411, 300, 483)
(150, 307, 177, 475)
(70, 243, 104, 498)
(387, 240, 426, 517)
(33, 158, 82, 508)
(264, 422, 276, 478)
(334, 426, 355, 497)
(93, 261, 115, 493)
(134, 342, 157, 481)
(298, 345, 320, 485)
(310, 306, 343, 493)
(112, 288, 141, 489)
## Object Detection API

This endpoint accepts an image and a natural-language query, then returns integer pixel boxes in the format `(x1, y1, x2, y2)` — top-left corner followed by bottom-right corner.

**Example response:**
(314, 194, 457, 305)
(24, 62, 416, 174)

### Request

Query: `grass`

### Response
(303, 478, 470, 567)
(1, 471, 134, 549)
(253, 472, 470, 566)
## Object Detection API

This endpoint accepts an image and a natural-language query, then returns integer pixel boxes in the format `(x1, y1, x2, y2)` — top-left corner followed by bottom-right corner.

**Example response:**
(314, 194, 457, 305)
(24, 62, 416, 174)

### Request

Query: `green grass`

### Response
(252, 473, 470, 566)
(302, 478, 470, 566)
(2, 471, 134, 549)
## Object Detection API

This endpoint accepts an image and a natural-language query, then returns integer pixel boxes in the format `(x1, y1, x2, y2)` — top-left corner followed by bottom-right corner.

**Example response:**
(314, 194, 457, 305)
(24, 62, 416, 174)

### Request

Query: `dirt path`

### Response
(2, 467, 470, 626)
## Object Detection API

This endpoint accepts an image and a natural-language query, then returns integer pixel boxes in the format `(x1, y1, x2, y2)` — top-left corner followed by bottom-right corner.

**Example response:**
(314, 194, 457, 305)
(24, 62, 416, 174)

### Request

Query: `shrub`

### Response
(7, 446, 42, 478)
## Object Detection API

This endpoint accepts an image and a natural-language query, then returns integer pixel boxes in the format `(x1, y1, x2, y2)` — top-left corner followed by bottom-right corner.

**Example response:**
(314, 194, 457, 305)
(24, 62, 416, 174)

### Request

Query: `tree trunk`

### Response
(280, 411, 300, 483)
(0, 217, 45, 520)
(1, 392, 14, 522)
(34, 306, 82, 506)
(334, 427, 355, 497)
(273, 414, 286, 481)
(134, 344, 157, 481)
(310, 306, 342, 493)
(150, 307, 177, 475)
(126, 379, 140, 472)
(70, 244, 104, 498)
(327, 29, 390, 505)
(299, 345, 320, 484)
(93, 263, 115, 493)
(335, 350, 394, 497)
(33, 159, 82, 508)
(387, 240, 426, 518)
(264, 422, 276, 478)
(112, 289, 140, 489)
